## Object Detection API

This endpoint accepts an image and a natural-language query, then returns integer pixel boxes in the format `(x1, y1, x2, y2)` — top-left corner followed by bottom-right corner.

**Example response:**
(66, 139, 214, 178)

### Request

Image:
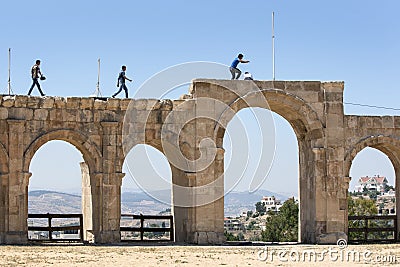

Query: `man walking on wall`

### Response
(112, 65, 132, 98)
(27, 60, 46, 96)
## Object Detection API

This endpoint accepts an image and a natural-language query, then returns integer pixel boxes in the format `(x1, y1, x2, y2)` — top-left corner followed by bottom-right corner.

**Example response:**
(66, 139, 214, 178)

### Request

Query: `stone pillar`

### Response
(0, 173, 8, 243)
(96, 121, 124, 243)
(298, 145, 320, 243)
(171, 166, 192, 243)
(315, 82, 347, 244)
(188, 150, 225, 245)
(5, 119, 29, 244)
(81, 162, 95, 242)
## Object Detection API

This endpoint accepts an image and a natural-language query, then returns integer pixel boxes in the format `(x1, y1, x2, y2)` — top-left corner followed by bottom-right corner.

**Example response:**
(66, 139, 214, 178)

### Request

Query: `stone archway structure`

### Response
(212, 86, 325, 243)
(23, 129, 103, 243)
(344, 134, 400, 236)
(0, 79, 399, 244)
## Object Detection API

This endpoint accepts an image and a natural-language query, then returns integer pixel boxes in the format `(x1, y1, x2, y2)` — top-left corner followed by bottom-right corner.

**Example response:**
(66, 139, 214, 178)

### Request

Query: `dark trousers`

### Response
(112, 83, 128, 98)
(28, 78, 45, 96)
(229, 67, 241, 80)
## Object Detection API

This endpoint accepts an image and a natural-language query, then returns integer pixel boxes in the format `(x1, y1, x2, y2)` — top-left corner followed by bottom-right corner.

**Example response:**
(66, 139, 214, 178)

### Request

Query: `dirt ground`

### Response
(0, 244, 400, 266)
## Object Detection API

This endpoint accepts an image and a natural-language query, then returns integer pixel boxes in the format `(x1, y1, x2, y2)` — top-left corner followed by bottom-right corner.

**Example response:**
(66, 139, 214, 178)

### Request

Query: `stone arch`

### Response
(215, 89, 324, 147)
(344, 135, 400, 178)
(23, 129, 102, 175)
(121, 142, 190, 242)
(214, 88, 325, 243)
(344, 135, 400, 239)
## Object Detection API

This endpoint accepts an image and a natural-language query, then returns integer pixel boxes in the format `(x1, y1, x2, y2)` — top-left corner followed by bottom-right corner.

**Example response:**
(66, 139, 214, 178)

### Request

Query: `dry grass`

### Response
(0, 244, 399, 266)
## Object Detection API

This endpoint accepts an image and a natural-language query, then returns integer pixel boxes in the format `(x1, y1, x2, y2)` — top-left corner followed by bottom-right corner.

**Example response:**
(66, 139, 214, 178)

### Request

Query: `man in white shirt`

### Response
(244, 72, 253, 80)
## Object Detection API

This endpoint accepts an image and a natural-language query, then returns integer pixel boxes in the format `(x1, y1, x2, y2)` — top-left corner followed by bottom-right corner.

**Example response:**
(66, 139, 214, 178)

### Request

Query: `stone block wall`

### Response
(0, 79, 399, 245)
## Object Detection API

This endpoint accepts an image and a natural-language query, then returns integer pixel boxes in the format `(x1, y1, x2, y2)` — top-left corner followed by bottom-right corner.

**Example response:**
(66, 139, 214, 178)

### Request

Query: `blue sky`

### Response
(2, 1, 399, 197)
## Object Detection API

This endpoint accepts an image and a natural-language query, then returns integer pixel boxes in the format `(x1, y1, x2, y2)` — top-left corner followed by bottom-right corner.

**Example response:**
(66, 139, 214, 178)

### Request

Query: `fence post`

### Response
(364, 217, 368, 242)
(48, 214, 52, 241)
(140, 215, 144, 241)
(170, 216, 174, 241)
(79, 214, 84, 242)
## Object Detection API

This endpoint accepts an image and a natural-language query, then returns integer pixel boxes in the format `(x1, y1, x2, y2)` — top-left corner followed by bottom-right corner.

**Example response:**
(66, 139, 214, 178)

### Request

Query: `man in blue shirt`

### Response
(112, 65, 132, 98)
(229, 53, 249, 80)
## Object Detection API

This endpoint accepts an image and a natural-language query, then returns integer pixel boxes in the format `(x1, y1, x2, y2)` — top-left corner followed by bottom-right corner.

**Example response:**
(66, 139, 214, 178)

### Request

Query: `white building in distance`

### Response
(261, 196, 282, 212)
(354, 175, 388, 193)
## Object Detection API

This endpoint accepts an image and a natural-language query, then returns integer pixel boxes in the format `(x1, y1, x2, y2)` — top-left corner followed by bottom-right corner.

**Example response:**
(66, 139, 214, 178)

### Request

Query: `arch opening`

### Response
(121, 144, 174, 241)
(223, 107, 300, 242)
(27, 140, 85, 241)
(347, 146, 398, 242)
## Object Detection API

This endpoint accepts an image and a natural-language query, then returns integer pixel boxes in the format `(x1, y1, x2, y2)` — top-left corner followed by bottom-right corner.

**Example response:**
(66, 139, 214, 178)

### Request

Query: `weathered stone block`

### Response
(33, 109, 48, 120)
(345, 115, 357, 128)
(132, 99, 147, 110)
(76, 110, 93, 122)
(0, 108, 8, 120)
(325, 92, 343, 102)
(2, 96, 15, 107)
(80, 98, 94, 109)
(394, 116, 400, 128)
(40, 97, 55, 109)
(106, 99, 121, 110)
(53, 97, 66, 109)
(26, 97, 41, 108)
(14, 96, 28, 108)
(94, 99, 107, 110)
(382, 116, 394, 128)
(66, 97, 81, 109)
(119, 99, 131, 111)
(49, 109, 63, 121)
(321, 81, 344, 93)
(8, 108, 33, 120)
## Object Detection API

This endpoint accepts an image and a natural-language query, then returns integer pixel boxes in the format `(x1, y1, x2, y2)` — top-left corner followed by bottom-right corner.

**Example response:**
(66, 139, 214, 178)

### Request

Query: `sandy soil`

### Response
(0, 244, 399, 266)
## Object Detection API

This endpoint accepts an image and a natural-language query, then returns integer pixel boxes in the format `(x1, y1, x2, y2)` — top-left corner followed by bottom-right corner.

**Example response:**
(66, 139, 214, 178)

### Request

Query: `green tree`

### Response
(261, 198, 298, 242)
(237, 232, 245, 241)
(224, 231, 239, 241)
(348, 196, 377, 216)
(255, 201, 266, 215)
(384, 184, 395, 193)
(348, 196, 379, 241)
(246, 210, 253, 220)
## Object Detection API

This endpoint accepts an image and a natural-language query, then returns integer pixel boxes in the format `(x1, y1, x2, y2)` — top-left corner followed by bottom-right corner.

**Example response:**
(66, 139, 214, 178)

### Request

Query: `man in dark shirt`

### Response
(112, 65, 132, 98)
(27, 60, 46, 96)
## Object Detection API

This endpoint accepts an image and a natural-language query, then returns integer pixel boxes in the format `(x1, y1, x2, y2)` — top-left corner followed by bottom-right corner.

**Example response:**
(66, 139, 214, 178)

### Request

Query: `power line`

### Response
(344, 102, 400, 111)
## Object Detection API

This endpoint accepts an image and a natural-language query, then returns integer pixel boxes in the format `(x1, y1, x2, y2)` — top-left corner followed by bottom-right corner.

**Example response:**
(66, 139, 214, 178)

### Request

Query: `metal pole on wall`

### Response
(91, 58, 103, 97)
(272, 12, 276, 81)
(96, 58, 101, 97)
(8, 48, 12, 95)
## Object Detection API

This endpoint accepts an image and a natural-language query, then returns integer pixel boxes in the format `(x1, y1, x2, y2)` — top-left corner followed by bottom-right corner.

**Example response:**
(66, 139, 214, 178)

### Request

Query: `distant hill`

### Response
(28, 190, 170, 215)
(28, 189, 292, 216)
(28, 190, 81, 214)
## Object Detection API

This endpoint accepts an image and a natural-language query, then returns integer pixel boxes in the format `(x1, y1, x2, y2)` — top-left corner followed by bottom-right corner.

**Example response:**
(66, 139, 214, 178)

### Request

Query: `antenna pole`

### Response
(96, 58, 101, 97)
(272, 12, 275, 81)
(8, 48, 11, 95)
